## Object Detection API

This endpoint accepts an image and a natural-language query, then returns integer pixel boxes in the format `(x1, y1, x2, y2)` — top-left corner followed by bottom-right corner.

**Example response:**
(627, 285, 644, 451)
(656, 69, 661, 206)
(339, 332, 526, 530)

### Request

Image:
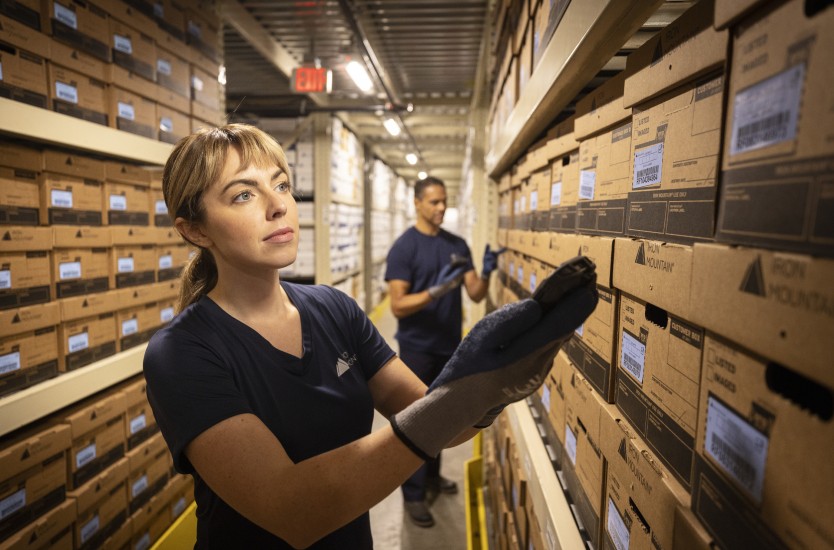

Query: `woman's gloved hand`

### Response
(391, 277, 598, 460)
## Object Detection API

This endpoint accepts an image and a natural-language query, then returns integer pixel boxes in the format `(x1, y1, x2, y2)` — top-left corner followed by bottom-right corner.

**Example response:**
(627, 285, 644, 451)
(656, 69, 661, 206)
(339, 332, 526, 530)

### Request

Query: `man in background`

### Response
(385, 176, 504, 527)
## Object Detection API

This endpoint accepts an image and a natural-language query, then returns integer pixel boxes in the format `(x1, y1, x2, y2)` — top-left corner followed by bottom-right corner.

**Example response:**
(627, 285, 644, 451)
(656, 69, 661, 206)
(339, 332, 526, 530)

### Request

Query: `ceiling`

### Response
(220, 0, 695, 204)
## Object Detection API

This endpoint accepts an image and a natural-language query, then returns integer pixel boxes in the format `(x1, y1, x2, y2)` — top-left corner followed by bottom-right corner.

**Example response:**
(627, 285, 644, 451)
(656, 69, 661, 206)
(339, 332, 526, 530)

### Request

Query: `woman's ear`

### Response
(175, 217, 212, 249)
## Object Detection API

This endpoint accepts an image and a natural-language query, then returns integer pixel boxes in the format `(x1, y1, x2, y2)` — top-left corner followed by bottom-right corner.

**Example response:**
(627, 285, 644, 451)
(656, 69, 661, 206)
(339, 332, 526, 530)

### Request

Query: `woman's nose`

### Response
(267, 189, 287, 218)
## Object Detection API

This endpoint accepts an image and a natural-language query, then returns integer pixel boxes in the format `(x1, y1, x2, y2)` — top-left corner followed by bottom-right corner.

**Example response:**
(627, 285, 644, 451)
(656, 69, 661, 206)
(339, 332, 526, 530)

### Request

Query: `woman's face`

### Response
(195, 146, 299, 275)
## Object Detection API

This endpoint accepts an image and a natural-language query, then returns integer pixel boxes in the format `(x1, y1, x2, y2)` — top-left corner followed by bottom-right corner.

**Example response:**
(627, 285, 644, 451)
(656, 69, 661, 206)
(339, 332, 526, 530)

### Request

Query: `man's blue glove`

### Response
(481, 245, 507, 280)
(427, 261, 468, 299)
(391, 281, 598, 460)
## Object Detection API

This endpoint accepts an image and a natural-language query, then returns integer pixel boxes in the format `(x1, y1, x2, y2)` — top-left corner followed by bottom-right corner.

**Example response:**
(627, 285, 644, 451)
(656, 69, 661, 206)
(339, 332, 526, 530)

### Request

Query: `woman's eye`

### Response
(275, 182, 290, 192)
(234, 191, 253, 202)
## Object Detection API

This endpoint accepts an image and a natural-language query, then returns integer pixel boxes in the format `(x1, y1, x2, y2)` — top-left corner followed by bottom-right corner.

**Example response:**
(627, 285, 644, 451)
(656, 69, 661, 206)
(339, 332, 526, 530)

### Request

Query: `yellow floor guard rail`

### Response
(150, 502, 197, 550)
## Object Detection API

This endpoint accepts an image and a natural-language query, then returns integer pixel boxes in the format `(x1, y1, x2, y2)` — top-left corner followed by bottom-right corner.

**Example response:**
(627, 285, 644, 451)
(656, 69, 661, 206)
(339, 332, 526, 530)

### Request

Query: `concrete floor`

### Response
(368, 302, 472, 550)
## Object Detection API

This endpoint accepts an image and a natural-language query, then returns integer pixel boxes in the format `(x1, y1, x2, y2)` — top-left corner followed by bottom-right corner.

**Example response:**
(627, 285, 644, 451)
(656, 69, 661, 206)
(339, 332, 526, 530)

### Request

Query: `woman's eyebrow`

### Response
(220, 168, 285, 193)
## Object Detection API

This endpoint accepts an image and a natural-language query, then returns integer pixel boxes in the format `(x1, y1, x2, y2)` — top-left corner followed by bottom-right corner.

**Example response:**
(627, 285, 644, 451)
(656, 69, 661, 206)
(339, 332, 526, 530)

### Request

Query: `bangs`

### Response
(230, 126, 290, 176)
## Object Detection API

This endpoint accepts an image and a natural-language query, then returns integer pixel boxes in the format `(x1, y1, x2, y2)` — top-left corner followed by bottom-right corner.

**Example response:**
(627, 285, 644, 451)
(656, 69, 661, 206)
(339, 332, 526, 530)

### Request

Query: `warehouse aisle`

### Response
(369, 301, 472, 550)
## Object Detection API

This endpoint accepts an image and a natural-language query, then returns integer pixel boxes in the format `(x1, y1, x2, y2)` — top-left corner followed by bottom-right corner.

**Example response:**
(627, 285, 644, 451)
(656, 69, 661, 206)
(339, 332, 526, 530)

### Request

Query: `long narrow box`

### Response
(0, 227, 51, 310)
(0, 42, 49, 109)
(40, 173, 104, 226)
(0, 166, 41, 226)
(0, 299, 58, 398)
(58, 311, 116, 372)
(693, 334, 834, 550)
(66, 457, 128, 550)
(47, 63, 108, 126)
(126, 432, 169, 514)
(41, 0, 110, 62)
(0, 498, 75, 549)
(120, 377, 158, 450)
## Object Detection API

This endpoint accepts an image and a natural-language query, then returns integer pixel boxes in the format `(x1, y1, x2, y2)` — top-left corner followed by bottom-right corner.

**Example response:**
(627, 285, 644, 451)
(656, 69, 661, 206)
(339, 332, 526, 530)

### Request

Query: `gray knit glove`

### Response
(427, 261, 468, 299)
(391, 282, 597, 460)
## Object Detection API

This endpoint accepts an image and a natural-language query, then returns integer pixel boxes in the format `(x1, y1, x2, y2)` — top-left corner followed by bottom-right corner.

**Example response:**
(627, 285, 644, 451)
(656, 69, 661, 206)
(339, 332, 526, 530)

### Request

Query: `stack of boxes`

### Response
(0, 377, 194, 549)
(486, 0, 834, 549)
(0, 0, 224, 142)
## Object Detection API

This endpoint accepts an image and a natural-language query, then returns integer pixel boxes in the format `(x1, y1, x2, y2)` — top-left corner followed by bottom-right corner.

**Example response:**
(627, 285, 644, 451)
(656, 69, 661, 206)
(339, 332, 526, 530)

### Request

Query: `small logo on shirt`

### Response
(336, 352, 357, 377)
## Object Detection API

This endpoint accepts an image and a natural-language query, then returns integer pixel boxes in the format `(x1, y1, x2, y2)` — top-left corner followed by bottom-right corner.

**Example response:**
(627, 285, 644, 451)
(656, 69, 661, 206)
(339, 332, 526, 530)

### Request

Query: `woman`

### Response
(143, 124, 597, 548)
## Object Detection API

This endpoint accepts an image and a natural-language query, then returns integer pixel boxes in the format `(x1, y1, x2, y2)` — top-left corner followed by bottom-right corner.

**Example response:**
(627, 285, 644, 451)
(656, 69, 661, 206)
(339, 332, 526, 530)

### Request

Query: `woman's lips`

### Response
(264, 228, 294, 243)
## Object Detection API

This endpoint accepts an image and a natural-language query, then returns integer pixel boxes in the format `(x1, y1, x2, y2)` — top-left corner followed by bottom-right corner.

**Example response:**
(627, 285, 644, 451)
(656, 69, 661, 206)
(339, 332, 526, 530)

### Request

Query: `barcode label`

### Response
(122, 318, 138, 336)
(632, 142, 663, 189)
(550, 181, 562, 206)
(0, 270, 9, 289)
(76, 442, 97, 468)
(160, 116, 173, 133)
(730, 64, 804, 156)
(118, 102, 135, 121)
(68, 332, 89, 353)
(621, 331, 646, 384)
(530, 190, 538, 211)
(173, 497, 187, 517)
(0, 63, 4, 82)
(565, 425, 577, 465)
(191, 76, 204, 92)
(51, 189, 73, 208)
(579, 170, 596, 200)
(516, 266, 524, 285)
(160, 307, 175, 323)
(55, 81, 78, 104)
(81, 514, 100, 544)
(118, 257, 135, 273)
(113, 34, 133, 55)
(159, 254, 173, 269)
(54, 2, 78, 29)
(155, 200, 168, 215)
(705, 396, 768, 503)
(132, 475, 149, 498)
(529, 273, 537, 293)
(542, 384, 551, 412)
(153, 2, 164, 18)
(607, 498, 630, 550)
(513, 199, 520, 215)
(59, 261, 82, 280)
(130, 413, 147, 434)
(575, 323, 584, 337)
(135, 533, 151, 550)
(157, 59, 172, 76)
(110, 194, 127, 211)
(0, 351, 21, 375)
(0, 488, 25, 520)
(520, 195, 527, 213)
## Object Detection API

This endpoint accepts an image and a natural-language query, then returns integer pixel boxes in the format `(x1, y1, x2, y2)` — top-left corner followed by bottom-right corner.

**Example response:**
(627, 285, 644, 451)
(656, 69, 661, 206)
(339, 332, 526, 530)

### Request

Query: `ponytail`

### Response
(176, 248, 218, 313)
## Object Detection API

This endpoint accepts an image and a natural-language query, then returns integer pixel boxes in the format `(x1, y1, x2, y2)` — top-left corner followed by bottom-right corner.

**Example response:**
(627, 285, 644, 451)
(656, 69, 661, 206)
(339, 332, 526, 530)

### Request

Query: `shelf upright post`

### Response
(312, 112, 332, 286)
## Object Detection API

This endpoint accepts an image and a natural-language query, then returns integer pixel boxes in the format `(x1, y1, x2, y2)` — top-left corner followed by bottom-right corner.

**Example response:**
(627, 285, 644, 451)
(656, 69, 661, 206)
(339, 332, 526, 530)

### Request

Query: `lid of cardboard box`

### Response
(0, 141, 43, 172)
(43, 150, 106, 181)
(0, 301, 60, 334)
(0, 424, 71, 481)
(574, 71, 629, 140)
(1, 226, 53, 252)
(624, 0, 728, 107)
(105, 161, 153, 186)
(66, 457, 129, 512)
(714, 0, 764, 29)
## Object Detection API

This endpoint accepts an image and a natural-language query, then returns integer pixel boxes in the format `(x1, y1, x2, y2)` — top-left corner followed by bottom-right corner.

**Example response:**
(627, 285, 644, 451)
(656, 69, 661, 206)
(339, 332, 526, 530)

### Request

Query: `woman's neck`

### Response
(208, 269, 289, 321)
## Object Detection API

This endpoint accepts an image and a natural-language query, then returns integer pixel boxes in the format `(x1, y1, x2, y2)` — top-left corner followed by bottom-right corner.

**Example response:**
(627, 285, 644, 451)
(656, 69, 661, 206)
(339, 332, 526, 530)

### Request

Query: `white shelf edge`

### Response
(505, 401, 584, 550)
(486, 0, 665, 177)
(0, 98, 172, 166)
(0, 344, 147, 437)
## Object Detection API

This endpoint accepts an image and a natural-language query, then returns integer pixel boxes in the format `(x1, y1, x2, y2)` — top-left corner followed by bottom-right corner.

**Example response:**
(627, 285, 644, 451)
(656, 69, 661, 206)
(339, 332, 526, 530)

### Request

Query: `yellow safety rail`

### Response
(150, 502, 197, 550)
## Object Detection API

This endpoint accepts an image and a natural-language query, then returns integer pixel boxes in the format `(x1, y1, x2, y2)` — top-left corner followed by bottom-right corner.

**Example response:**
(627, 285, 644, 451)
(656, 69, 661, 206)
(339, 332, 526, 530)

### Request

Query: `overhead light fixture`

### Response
(417, 171, 428, 180)
(406, 153, 418, 165)
(346, 60, 373, 92)
(383, 118, 401, 136)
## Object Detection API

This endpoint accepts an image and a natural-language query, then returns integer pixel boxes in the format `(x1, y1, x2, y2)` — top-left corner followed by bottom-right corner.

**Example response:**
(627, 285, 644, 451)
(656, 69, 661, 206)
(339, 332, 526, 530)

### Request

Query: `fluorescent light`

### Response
(406, 153, 418, 165)
(417, 171, 427, 180)
(346, 61, 373, 92)
(383, 118, 401, 136)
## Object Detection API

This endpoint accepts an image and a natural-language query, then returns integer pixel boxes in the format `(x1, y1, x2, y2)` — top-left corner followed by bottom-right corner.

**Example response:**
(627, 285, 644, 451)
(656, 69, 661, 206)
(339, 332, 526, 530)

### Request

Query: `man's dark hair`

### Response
(414, 176, 445, 199)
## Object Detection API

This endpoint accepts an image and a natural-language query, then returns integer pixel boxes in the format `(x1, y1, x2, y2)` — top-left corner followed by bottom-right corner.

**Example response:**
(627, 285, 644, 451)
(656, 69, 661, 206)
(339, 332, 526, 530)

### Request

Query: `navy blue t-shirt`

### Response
(143, 282, 396, 549)
(385, 227, 473, 355)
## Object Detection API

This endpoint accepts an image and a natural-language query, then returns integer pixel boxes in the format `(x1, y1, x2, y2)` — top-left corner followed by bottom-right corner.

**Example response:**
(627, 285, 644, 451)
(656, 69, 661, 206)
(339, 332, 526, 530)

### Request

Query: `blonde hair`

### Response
(163, 124, 290, 312)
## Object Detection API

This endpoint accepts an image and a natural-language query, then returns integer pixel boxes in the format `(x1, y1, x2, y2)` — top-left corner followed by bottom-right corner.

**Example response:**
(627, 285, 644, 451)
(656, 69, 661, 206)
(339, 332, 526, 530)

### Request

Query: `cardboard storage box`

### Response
(0, 424, 70, 543)
(103, 182, 150, 225)
(110, 225, 157, 246)
(0, 167, 42, 225)
(66, 457, 128, 550)
(0, 301, 59, 336)
(115, 302, 160, 351)
(574, 73, 632, 237)
(547, 127, 580, 234)
(0, 42, 48, 109)
(41, 0, 110, 62)
(110, 244, 156, 289)
(59, 288, 120, 322)
(690, 242, 834, 394)
(693, 334, 834, 550)
(58, 311, 116, 372)
(155, 45, 189, 99)
(47, 63, 108, 126)
(184, 8, 220, 64)
(0, 249, 51, 310)
(716, 0, 834, 256)
(562, 364, 607, 548)
(155, 243, 188, 282)
(0, 140, 42, 172)
(108, 17, 156, 83)
(189, 63, 220, 109)
(0, 11, 50, 59)
(149, 187, 171, 227)
(51, 224, 110, 248)
(121, 377, 158, 450)
(0, 498, 75, 550)
(616, 292, 704, 490)
(626, 74, 724, 244)
(126, 432, 169, 513)
(600, 405, 689, 550)
(104, 160, 152, 187)
(49, 40, 106, 81)
(108, 86, 156, 139)
(156, 104, 190, 144)
(129, 488, 174, 550)
(0, 323, 58, 398)
(51, 247, 109, 299)
(43, 149, 105, 182)
(674, 505, 715, 550)
(154, 0, 186, 43)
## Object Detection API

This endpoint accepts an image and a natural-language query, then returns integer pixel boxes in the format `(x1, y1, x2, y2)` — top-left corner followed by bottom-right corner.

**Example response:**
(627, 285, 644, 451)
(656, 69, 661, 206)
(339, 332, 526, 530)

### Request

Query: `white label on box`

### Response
(113, 34, 133, 55)
(157, 58, 172, 76)
(0, 488, 25, 520)
(68, 331, 89, 353)
(0, 351, 21, 375)
(153, 2, 163, 17)
(730, 64, 804, 156)
(160, 307, 174, 323)
(550, 181, 562, 206)
(59, 261, 82, 280)
(160, 116, 173, 133)
(80, 514, 100, 545)
(173, 497, 187, 518)
(516, 266, 524, 285)
(607, 498, 630, 550)
(0, 62, 3, 81)
(110, 194, 127, 211)
(187, 20, 202, 38)
(530, 190, 538, 211)
(529, 272, 537, 293)
(159, 254, 173, 269)
(55, 81, 78, 104)
(132, 474, 149, 498)
(705, 395, 768, 504)
(579, 170, 596, 200)
(508, 261, 514, 279)
(76, 442, 96, 468)
(520, 195, 527, 213)
(191, 76, 204, 92)
(118, 101, 136, 121)
(632, 142, 663, 189)
(541, 383, 551, 412)
(54, 2, 78, 29)
(0, 269, 9, 289)
(118, 257, 135, 273)
(51, 189, 73, 208)
(575, 323, 584, 337)
(621, 331, 646, 384)
(155, 199, 168, 215)
(565, 425, 577, 465)
(130, 413, 147, 434)
(122, 318, 138, 336)
(135, 532, 151, 550)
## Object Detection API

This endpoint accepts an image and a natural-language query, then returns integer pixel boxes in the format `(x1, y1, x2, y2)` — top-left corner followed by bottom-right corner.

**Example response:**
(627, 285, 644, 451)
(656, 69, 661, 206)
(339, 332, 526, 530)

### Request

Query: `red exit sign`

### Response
(291, 67, 332, 94)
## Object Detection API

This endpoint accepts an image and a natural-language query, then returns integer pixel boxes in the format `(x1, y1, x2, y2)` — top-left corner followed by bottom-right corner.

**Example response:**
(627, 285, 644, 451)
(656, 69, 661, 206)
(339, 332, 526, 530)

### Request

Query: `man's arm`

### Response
(463, 270, 488, 303)
(388, 279, 434, 319)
